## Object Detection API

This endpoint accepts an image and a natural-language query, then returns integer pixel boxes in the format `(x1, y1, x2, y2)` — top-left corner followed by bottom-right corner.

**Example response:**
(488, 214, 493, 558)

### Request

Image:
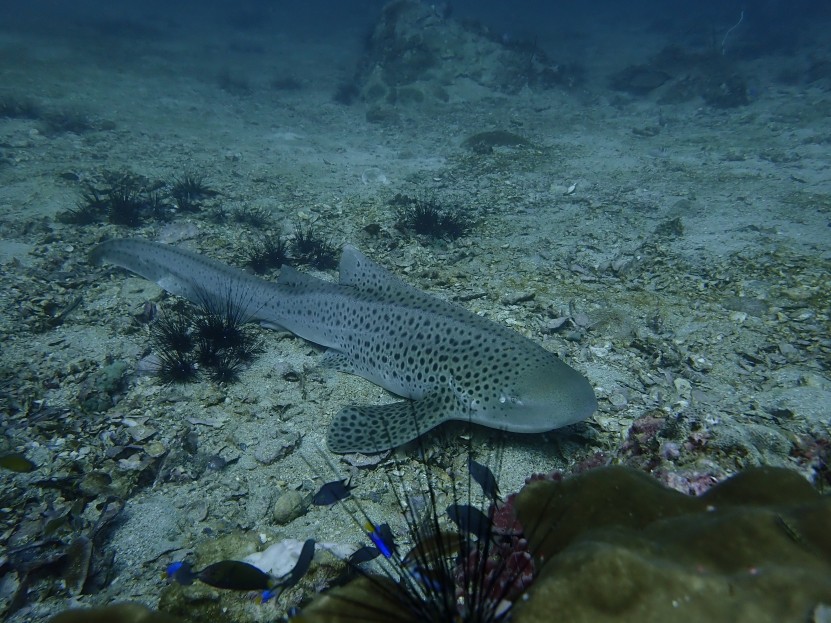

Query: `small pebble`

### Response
(272, 490, 310, 525)
(660, 441, 681, 460)
(144, 440, 166, 458)
(728, 311, 747, 323)
(186, 500, 209, 523)
(609, 393, 628, 409)
(127, 424, 156, 443)
(502, 291, 535, 305)
(206, 455, 227, 471)
(794, 309, 814, 321)
(674, 378, 692, 399)
(546, 317, 569, 331)
(589, 344, 609, 358)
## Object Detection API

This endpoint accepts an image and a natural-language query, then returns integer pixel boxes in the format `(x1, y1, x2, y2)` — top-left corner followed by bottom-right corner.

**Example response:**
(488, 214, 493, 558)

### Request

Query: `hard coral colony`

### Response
(297, 464, 831, 623)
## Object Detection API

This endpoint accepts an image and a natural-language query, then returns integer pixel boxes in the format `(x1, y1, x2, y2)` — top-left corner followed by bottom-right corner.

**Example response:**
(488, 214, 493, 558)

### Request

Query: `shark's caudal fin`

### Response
(90, 238, 265, 307)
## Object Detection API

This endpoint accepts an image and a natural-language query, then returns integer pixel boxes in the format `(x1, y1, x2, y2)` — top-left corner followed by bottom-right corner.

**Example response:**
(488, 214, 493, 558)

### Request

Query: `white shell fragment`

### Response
(244, 539, 358, 577)
(360, 167, 389, 185)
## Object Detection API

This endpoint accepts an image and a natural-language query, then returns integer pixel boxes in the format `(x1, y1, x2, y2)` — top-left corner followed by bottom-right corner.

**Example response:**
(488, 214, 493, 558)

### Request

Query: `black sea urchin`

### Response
(170, 172, 217, 212)
(154, 345, 199, 384)
(147, 286, 263, 385)
(392, 194, 471, 241)
(232, 205, 272, 228)
(192, 286, 263, 377)
(244, 233, 289, 274)
(149, 306, 194, 354)
(300, 418, 536, 623)
(292, 223, 338, 270)
(148, 307, 199, 384)
(202, 349, 248, 384)
(58, 172, 164, 227)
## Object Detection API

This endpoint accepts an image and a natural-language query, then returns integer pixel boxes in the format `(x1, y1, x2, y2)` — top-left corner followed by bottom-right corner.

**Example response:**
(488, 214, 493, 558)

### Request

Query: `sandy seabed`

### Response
(1, 6, 829, 621)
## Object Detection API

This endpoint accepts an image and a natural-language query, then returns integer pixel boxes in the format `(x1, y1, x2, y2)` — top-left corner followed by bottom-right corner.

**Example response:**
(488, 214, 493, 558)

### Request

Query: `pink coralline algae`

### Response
(789, 433, 830, 488)
(448, 491, 536, 616)
(660, 468, 722, 496)
(455, 493, 535, 610)
(490, 494, 525, 535)
(610, 412, 727, 495)
(455, 538, 535, 610)
(619, 414, 668, 468)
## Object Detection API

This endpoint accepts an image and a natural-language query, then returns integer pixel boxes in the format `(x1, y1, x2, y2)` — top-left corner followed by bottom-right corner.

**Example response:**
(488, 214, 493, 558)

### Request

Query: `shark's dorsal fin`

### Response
(338, 245, 423, 299)
(277, 264, 320, 287)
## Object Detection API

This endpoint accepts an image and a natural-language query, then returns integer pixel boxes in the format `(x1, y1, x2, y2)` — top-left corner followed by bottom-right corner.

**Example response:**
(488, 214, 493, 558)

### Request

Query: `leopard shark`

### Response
(91, 239, 597, 453)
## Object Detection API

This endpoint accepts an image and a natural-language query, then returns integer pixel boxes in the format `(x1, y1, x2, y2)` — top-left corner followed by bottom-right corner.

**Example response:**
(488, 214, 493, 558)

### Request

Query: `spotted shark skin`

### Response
(91, 239, 597, 453)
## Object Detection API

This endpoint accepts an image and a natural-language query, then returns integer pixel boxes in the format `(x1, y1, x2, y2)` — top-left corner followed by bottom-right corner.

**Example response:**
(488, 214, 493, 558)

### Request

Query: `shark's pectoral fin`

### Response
(259, 320, 289, 331)
(320, 349, 355, 374)
(326, 387, 464, 454)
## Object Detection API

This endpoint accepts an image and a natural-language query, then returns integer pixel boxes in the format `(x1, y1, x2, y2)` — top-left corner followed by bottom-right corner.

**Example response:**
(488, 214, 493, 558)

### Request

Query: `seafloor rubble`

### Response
(1, 1, 830, 621)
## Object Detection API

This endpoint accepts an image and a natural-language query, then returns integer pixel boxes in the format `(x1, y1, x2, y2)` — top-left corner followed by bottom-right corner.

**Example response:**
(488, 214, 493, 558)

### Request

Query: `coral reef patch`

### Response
(348, 0, 571, 114)
(514, 465, 831, 623)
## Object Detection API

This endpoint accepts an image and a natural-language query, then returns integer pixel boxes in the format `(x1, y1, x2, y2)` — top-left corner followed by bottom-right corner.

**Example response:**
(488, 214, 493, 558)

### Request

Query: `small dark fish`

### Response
(364, 521, 397, 559)
(401, 530, 465, 592)
(313, 477, 355, 506)
(261, 538, 316, 602)
(446, 504, 491, 541)
(279, 538, 316, 587)
(408, 563, 450, 593)
(347, 545, 381, 566)
(166, 561, 198, 586)
(167, 541, 315, 603)
(468, 458, 500, 501)
(167, 560, 274, 592)
(198, 560, 274, 591)
(0, 452, 36, 473)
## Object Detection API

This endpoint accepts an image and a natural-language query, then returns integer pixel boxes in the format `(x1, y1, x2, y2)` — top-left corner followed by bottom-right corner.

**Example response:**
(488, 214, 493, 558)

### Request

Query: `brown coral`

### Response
(513, 465, 831, 623)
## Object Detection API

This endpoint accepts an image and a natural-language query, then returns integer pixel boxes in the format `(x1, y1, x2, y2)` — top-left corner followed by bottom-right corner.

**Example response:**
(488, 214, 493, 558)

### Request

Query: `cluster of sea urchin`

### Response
(148, 286, 263, 385)
(58, 170, 217, 227)
(391, 193, 472, 242)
